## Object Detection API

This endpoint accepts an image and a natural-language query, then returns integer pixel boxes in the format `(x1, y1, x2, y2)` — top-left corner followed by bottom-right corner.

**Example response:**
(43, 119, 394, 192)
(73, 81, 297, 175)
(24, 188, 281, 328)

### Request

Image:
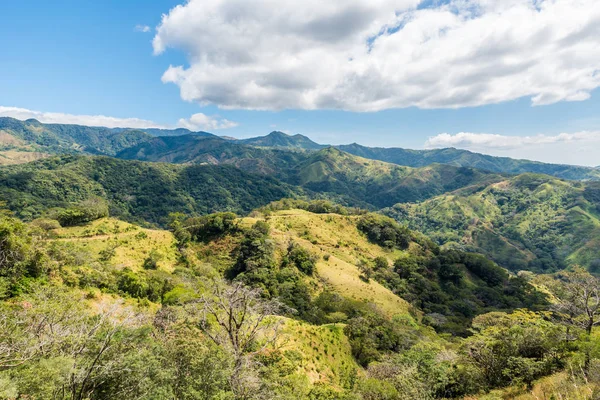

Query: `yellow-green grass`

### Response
(51, 218, 179, 272)
(252, 209, 412, 317)
(0, 150, 49, 165)
(278, 318, 358, 386)
(471, 371, 595, 400)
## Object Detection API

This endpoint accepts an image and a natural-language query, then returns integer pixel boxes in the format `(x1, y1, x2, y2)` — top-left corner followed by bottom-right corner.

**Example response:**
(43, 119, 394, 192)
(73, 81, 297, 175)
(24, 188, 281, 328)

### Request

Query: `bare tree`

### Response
(551, 268, 600, 373)
(552, 268, 600, 336)
(191, 281, 285, 398)
(0, 285, 146, 399)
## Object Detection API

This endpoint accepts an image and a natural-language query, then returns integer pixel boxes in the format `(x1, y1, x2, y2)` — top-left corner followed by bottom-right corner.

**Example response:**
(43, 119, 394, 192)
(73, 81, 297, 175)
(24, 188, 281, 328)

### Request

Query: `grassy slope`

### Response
(278, 320, 357, 386)
(386, 174, 600, 272)
(264, 209, 412, 317)
(51, 217, 180, 272)
(45, 214, 366, 386)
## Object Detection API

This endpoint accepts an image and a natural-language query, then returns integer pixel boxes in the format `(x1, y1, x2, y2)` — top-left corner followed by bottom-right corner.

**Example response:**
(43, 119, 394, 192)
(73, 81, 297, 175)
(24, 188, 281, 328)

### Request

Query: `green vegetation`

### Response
(385, 173, 600, 272)
(0, 155, 297, 225)
(3, 119, 600, 399)
(2, 201, 600, 399)
(240, 131, 325, 150)
(338, 142, 600, 181)
(0, 116, 154, 156)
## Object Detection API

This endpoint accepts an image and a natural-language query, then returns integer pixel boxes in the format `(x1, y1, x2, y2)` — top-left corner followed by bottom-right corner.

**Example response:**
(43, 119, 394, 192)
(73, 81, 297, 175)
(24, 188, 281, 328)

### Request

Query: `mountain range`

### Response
(1, 117, 599, 180)
(1, 116, 599, 273)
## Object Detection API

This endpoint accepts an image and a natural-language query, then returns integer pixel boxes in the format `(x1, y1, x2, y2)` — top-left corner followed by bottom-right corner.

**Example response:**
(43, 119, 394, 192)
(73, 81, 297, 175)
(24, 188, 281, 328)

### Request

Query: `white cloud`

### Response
(424, 131, 600, 166)
(177, 113, 239, 131)
(0, 106, 238, 131)
(153, 0, 600, 111)
(425, 131, 600, 150)
(0, 106, 169, 129)
(135, 24, 151, 33)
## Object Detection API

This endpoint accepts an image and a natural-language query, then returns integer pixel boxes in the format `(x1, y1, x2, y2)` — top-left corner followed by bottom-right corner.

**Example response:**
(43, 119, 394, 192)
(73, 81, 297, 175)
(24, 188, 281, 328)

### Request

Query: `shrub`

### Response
(57, 197, 109, 227)
(143, 249, 163, 270)
(286, 242, 318, 276)
(357, 214, 411, 250)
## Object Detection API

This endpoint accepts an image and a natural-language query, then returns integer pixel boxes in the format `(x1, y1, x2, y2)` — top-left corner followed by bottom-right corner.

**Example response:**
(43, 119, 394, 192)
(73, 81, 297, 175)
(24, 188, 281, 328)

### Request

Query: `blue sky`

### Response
(1, 0, 600, 165)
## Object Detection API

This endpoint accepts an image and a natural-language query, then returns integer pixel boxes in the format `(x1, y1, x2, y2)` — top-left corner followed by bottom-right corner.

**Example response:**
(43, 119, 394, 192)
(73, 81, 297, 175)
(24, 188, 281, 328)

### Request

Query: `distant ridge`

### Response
(1, 116, 598, 181)
(336, 143, 600, 181)
(240, 131, 325, 150)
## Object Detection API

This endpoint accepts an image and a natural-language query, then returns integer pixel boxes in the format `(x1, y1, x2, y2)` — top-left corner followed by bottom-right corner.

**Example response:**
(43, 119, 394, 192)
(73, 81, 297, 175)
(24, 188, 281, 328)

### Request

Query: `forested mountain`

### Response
(3, 125, 600, 398)
(0, 155, 298, 225)
(239, 130, 325, 149)
(116, 135, 308, 176)
(384, 174, 600, 273)
(0, 117, 153, 156)
(2, 117, 599, 181)
(286, 147, 504, 208)
(0, 151, 502, 229)
(337, 143, 600, 181)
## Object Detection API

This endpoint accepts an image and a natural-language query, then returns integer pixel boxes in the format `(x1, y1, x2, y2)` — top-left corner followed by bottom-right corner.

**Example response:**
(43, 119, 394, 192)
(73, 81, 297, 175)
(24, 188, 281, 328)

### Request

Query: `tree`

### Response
(0, 215, 45, 284)
(552, 268, 600, 337)
(286, 242, 318, 276)
(357, 259, 374, 282)
(58, 197, 109, 227)
(0, 285, 150, 399)
(191, 281, 285, 398)
(551, 268, 600, 373)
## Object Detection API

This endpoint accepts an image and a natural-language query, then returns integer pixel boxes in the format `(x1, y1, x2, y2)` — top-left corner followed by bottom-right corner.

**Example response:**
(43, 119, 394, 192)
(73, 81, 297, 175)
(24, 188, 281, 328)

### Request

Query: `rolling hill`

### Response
(0, 155, 299, 225)
(117, 137, 506, 208)
(3, 117, 599, 183)
(384, 174, 600, 272)
(336, 143, 600, 181)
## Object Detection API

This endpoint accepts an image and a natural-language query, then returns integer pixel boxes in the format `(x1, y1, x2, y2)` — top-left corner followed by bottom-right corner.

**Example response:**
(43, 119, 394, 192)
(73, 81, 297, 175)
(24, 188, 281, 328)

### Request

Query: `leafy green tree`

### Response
(0, 215, 46, 285)
(462, 310, 564, 390)
(286, 242, 318, 276)
(231, 221, 275, 279)
(58, 196, 109, 227)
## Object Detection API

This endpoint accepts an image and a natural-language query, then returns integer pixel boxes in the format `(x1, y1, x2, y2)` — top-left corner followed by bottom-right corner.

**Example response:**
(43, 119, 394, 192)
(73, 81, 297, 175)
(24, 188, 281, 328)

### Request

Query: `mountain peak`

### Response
(267, 130, 290, 137)
(240, 131, 325, 150)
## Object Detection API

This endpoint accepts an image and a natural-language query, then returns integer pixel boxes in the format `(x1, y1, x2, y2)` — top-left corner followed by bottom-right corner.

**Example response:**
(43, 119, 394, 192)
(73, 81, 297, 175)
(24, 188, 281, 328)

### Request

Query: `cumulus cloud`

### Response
(152, 0, 600, 111)
(424, 131, 600, 166)
(0, 106, 238, 131)
(135, 24, 151, 33)
(177, 113, 239, 130)
(425, 131, 600, 150)
(0, 106, 169, 129)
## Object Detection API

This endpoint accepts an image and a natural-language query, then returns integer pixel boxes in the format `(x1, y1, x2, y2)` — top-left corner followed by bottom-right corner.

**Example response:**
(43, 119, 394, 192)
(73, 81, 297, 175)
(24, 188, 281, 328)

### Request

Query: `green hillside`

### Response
(0, 117, 154, 156)
(292, 147, 504, 208)
(1, 201, 561, 399)
(336, 143, 600, 181)
(384, 174, 600, 272)
(120, 138, 506, 208)
(3, 117, 599, 183)
(0, 155, 298, 225)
